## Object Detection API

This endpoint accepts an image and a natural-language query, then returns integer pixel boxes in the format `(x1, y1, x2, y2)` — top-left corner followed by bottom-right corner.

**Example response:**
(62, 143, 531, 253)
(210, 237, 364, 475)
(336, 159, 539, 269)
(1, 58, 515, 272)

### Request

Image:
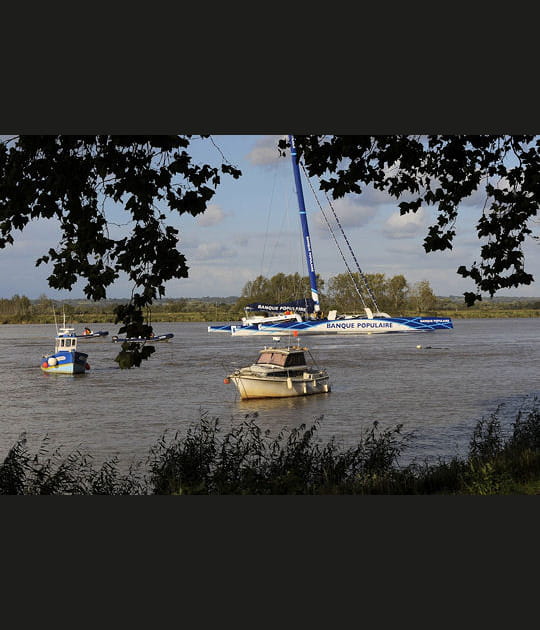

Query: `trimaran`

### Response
(208, 135, 453, 336)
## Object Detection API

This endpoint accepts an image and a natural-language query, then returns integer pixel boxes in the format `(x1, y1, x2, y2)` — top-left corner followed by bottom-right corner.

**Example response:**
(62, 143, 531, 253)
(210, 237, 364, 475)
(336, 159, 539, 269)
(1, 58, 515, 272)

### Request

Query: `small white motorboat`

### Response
(224, 340, 331, 400)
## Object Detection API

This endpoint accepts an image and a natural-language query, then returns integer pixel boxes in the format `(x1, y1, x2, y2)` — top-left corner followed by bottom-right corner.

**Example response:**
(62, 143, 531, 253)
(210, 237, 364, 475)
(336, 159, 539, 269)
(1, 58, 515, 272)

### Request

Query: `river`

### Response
(1, 318, 539, 471)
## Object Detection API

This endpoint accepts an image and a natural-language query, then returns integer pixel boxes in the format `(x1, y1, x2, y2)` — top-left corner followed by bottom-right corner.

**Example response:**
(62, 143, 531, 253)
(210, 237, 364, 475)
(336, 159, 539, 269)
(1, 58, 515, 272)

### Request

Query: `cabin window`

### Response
(257, 352, 287, 367)
(284, 353, 305, 367)
(256, 351, 306, 367)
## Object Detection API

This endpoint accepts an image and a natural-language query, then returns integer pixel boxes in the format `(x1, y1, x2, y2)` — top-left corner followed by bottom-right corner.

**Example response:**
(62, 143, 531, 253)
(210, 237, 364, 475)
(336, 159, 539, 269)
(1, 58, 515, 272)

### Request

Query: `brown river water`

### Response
(1, 318, 539, 471)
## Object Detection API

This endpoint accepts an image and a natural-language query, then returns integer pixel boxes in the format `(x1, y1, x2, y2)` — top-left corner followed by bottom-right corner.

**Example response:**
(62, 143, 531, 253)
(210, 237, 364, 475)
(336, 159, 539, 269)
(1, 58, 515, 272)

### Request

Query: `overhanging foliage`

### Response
(285, 135, 540, 305)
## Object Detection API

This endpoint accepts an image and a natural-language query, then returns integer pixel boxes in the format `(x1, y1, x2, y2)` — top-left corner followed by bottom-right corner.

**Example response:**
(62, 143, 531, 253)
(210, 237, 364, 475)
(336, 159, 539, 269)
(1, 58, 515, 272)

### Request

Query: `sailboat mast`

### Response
(289, 134, 320, 313)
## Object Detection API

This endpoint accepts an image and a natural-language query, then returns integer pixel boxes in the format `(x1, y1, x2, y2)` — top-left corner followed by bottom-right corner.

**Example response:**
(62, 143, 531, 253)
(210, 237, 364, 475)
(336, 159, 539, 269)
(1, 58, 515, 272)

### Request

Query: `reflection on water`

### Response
(230, 391, 332, 435)
(1, 319, 539, 470)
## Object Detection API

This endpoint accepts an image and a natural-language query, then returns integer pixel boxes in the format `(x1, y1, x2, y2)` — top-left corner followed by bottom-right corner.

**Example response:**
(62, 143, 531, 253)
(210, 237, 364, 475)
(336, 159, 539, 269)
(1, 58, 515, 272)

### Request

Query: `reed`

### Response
(1, 404, 540, 495)
(0, 434, 146, 495)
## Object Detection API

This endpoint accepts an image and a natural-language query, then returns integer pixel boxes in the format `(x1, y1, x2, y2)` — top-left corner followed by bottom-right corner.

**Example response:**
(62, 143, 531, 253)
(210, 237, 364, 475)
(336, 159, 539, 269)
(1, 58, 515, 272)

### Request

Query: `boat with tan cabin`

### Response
(224, 339, 330, 399)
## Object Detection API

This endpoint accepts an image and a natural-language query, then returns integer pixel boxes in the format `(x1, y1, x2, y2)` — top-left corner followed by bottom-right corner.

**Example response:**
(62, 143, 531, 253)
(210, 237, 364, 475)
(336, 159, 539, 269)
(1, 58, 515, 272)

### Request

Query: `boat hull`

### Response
(40, 350, 89, 375)
(77, 331, 109, 339)
(259, 316, 453, 335)
(229, 371, 331, 399)
(231, 325, 271, 336)
(112, 333, 174, 343)
(210, 315, 304, 336)
(208, 325, 234, 333)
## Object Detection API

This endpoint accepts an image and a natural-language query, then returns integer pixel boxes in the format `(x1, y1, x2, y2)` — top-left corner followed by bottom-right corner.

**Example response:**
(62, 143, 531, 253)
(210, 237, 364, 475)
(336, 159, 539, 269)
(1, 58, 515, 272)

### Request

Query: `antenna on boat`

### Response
(288, 330, 300, 346)
(52, 303, 59, 334)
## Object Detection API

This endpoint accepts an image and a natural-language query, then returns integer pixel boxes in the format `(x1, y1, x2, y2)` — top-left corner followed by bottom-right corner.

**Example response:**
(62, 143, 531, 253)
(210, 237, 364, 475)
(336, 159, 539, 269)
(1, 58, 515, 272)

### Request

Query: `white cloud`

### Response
(459, 186, 487, 209)
(360, 184, 396, 206)
(188, 241, 236, 262)
(383, 208, 427, 239)
(313, 196, 377, 235)
(196, 204, 227, 227)
(165, 263, 256, 297)
(247, 136, 287, 166)
(5, 218, 61, 258)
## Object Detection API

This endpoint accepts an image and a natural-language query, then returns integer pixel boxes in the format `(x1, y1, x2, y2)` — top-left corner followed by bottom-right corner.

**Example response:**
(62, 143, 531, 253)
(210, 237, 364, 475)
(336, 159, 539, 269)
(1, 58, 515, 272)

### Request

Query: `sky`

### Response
(1, 134, 539, 301)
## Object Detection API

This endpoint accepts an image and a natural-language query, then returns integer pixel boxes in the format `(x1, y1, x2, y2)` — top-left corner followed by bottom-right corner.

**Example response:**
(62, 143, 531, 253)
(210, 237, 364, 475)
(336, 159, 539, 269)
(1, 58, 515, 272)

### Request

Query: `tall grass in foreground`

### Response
(1, 403, 540, 495)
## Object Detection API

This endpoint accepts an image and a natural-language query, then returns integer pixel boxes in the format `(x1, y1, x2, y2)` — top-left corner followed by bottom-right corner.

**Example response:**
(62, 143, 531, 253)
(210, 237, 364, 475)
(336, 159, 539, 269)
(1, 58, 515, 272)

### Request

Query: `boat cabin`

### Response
(256, 346, 308, 369)
(55, 334, 78, 354)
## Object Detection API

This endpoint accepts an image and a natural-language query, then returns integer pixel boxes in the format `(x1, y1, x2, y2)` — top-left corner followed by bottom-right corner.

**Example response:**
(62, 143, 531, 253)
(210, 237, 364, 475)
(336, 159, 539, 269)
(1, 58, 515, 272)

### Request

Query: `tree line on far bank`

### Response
(2, 272, 540, 325)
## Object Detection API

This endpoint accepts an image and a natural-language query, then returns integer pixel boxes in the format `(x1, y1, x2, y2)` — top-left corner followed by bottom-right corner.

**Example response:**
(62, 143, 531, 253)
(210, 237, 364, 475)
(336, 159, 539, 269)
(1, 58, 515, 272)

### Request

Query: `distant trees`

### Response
(36, 293, 54, 313)
(386, 275, 409, 312)
(165, 298, 187, 313)
(326, 272, 422, 314)
(238, 271, 439, 315)
(0, 294, 31, 319)
(2, 289, 540, 325)
(325, 273, 362, 313)
(237, 272, 325, 310)
(409, 280, 437, 313)
(0, 294, 115, 323)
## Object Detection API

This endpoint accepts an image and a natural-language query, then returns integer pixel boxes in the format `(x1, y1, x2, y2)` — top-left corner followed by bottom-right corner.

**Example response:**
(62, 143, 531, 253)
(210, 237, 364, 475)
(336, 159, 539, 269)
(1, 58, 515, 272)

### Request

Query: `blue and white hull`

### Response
(258, 316, 453, 335)
(208, 324, 234, 333)
(209, 323, 281, 336)
(209, 311, 304, 336)
(40, 319, 91, 374)
(231, 324, 275, 336)
(41, 350, 89, 374)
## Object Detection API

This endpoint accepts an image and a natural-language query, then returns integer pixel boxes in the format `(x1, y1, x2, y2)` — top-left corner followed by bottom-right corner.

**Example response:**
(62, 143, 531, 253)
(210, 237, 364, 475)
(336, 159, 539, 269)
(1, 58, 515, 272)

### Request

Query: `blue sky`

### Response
(1, 134, 539, 300)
